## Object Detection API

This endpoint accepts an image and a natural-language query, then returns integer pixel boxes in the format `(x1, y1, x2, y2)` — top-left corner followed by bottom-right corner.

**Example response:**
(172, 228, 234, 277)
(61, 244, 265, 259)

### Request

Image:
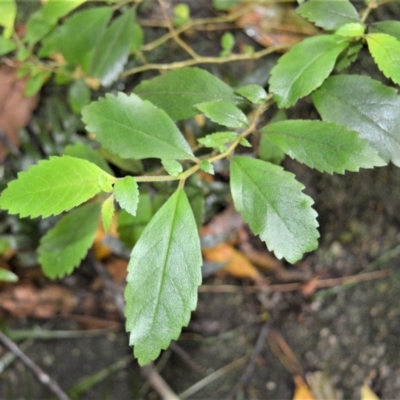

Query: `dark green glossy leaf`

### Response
(90, 10, 136, 86)
(82, 93, 194, 160)
(263, 120, 385, 174)
(312, 75, 400, 166)
(366, 33, 400, 85)
(297, 0, 359, 31)
(230, 156, 319, 263)
(0, 156, 111, 218)
(196, 101, 248, 129)
(125, 189, 202, 365)
(369, 21, 400, 41)
(134, 68, 238, 121)
(269, 35, 349, 108)
(38, 202, 101, 278)
(114, 176, 139, 216)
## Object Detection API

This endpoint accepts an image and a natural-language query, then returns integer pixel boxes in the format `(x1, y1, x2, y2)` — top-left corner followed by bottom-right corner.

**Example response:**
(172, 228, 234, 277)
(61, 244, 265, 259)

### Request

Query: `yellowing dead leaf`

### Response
(293, 375, 314, 400)
(361, 385, 380, 400)
(202, 242, 259, 279)
(92, 218, 118, 260)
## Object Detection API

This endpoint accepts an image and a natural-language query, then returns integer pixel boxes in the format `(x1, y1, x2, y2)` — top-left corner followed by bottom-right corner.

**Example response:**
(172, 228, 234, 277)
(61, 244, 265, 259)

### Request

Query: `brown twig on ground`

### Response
(226, 319, 272, 400)
(0, 331, 71, 400)
(170, 342, 207, 375)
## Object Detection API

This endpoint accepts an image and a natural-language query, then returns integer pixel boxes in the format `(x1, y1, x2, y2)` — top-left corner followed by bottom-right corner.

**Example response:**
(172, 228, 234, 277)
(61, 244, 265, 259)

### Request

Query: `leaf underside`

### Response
(124, 189, 202, 366)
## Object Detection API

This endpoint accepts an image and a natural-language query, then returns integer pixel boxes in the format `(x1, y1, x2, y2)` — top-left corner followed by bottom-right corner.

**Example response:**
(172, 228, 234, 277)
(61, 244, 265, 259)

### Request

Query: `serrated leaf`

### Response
(297, 0, 360, 31)
(369, 21, 400, 41)
(230, 156, 319, 263)
(134, 67, 238, 121)
(262, 120, 385, 174)
(0, 35, 16, 56)
(0, 156, 111, 218)
(312, 75, 400, 166)
(82, 92, 194, 160)
(0, 0, 16, 38)
(366, 33, 400, 85)
(198, 131, 238, 152)
(199, 160, 214, 174)
(64, 142, 114, 175)
(125, 189, 202, 365)
(90, 10, 136, 86)
(52, 7, 112, 72)
(269, 35, 349, 108)
(196, 101, 248, 129)
(114, 176, 139, 216)
(162, 159, 183, 176)
(101, 196, 114, 232)
(0, 267, 18, 282)
(235, 84, 267, 104)
(38, 202, 101, 278)
(98, 173, 114, 193)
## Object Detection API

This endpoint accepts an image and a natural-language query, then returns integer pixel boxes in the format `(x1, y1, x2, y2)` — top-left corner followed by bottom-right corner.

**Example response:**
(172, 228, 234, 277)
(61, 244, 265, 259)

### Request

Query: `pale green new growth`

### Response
(101, 196, 115, 232)
(0, 156, 111, 218)
(196, 101, 248, 129)
(114, 176, 139, 216)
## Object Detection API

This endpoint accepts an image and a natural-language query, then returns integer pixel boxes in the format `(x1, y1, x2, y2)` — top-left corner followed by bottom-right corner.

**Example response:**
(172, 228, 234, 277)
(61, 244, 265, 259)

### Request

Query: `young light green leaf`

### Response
(198, 131, 237, 152)
(297, 0, 360, 31)
(239, 137, 251, 147)
(212, 0, 241, 10)
(269, 35, 349, 108)
(24, 71, 52, 97)
(162, 159, 183, 176)
(125, 189, 202, 365)
(0, 35, 16, 56)
(312, 75, 400, 166)
(40, 0, 87, 23)
(0, 156, 111, 218)
(173, 4, 190, 26)
(196, 101, 248, 129)
(0, 0, 16, 38)
(335, 22, 365, 37)
(263, 120, 385, 174)
(369, 21, 400, 41)
(0, 267, 18, 282)
(54, 7, 112, 72)
(235, 84, 267, 104)
(82, 93, 194, 160)
(38, 202, 101, 278)
(220, 32, 235, 56)
(64, 142, 114, 175)
(114, 176, 139, 217)
(230, 156, 319, 263)
(101, 196, 114, 232)
(98, 173, 114, 193)
(90, 10, 136, 86)
(366, 33, 400, 85)
(134, 67, 238, 121)
(67, 79, 91, 115)
(199, 160, 214, 175)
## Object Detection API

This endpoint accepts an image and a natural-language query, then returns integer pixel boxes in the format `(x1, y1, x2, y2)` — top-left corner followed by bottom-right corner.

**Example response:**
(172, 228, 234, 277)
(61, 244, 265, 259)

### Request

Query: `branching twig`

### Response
(0, 331, 71, 400)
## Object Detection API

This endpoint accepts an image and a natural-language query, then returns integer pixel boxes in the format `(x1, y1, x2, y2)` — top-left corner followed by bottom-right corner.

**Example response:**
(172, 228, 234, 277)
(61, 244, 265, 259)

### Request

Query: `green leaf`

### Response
(162, 159, 183, 176)
(0, 156, 111, 218)
(82, 92, 194, 160)
(0, 0, 16, 38)
(312, 75, 400, 166)
(230, 156, 319, 263)
(53, 7, 112, 72)
(38, 202, 101, 279)
(173, 4, 190, 26)
(0, 267, 18, 282)
(366, 33, 400, 85)
(125, 189, 202, 365)
(24, 71, 52, 97)
(269, 35, 349, 108)
(235, 84, 267, 104)
(335, 22, 365, 37)
(0, 35, 16, 56)
(297, 0, 360, 31)
(198, 131, 237, 152)
(41, 0, 87, 23)
(99, 147, 143, 174)
(259, 135, 285, 164)
(196, 101, 248, 129)
(220, 32, 235, 56)
(98, 173, 114, 193)
(101, 196, 114, 232)
(212, 0, 241, 10)
(64, 142, 114, 175)
(114, 176, 139, 216)
(369, 21, 400, 41)
(90, 9, 136, 86)
(335, 42, 362, 71)
(262, 120, 385, 174)
(67, 79, 91, 114)
(199, 160, 214, 175)
(134, 67, 238, 121)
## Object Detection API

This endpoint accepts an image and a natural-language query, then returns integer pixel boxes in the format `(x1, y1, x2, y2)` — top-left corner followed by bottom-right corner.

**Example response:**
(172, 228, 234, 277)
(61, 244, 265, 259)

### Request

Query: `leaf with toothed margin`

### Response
(125, 189, 202, 365)
(0, 156, 112, 218)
